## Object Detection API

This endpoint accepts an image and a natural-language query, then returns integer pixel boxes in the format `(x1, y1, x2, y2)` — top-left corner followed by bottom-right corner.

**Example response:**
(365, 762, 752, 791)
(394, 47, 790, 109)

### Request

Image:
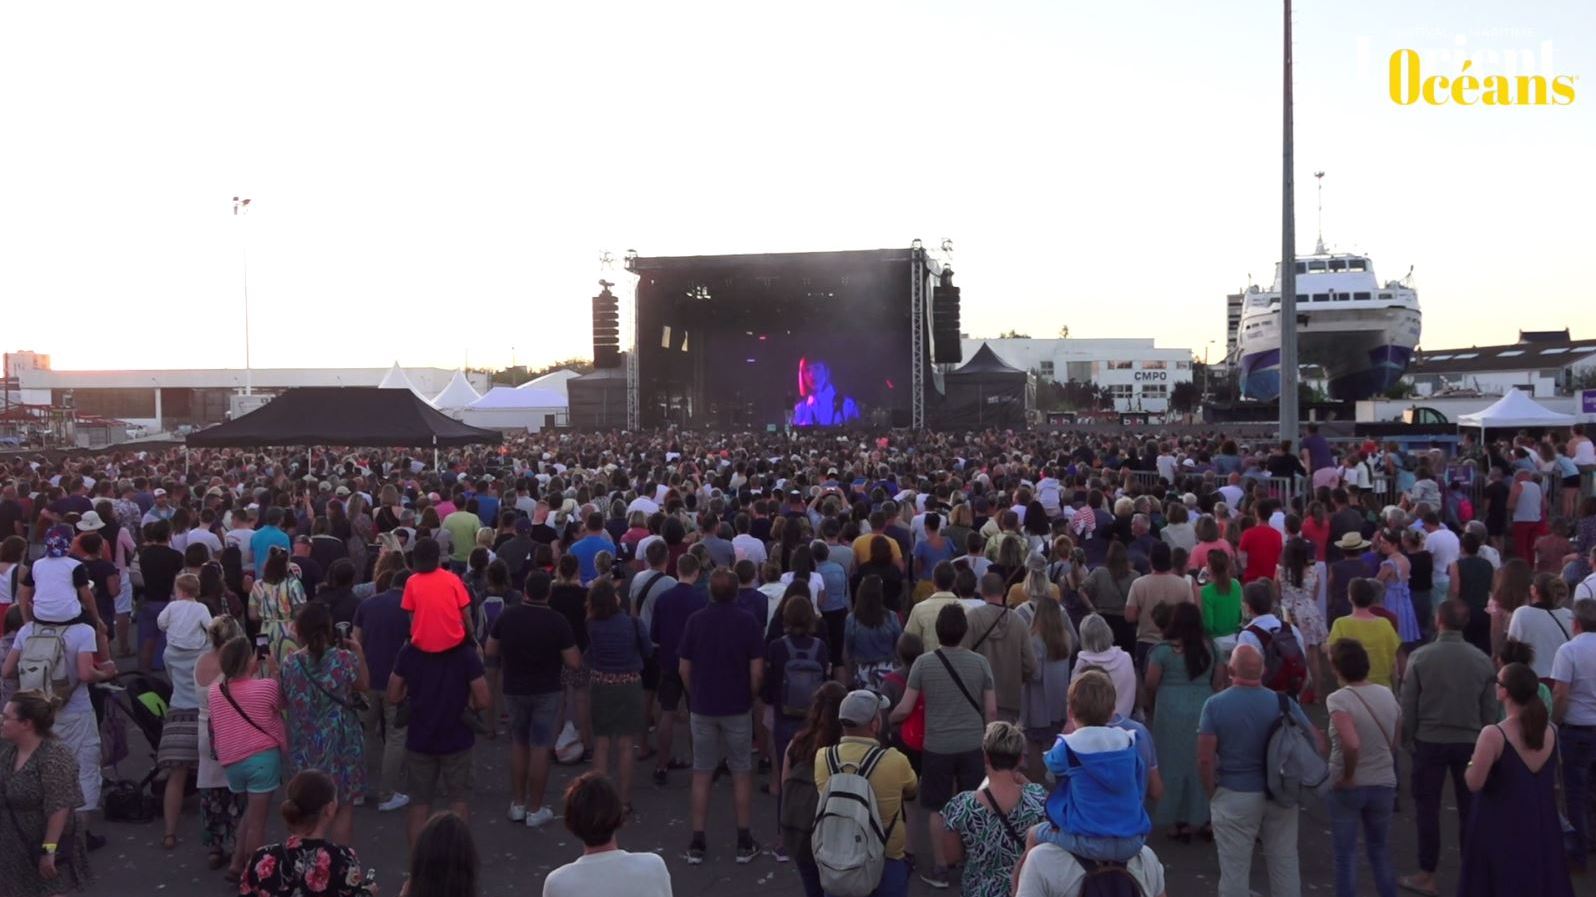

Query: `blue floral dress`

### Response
(279, 648, 366, 800)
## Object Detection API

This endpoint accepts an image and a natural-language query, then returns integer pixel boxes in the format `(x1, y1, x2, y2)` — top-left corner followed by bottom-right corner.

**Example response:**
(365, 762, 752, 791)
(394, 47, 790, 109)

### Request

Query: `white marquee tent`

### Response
(1456, 389, 1577, 430)
(519, 369, 580, 398)
(431, 370, 482, 413)
(376, 362, 424, 398)
(461, 386, 568, 432)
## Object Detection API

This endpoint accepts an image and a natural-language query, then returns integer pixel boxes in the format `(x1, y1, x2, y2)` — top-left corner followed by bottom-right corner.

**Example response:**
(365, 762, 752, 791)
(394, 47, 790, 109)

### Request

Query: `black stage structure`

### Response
(624, 247, 951, 430)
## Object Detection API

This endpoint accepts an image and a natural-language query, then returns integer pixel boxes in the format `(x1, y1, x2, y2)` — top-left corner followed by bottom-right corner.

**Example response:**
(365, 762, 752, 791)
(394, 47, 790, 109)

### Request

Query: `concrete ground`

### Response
(79, 696, 1495, 897)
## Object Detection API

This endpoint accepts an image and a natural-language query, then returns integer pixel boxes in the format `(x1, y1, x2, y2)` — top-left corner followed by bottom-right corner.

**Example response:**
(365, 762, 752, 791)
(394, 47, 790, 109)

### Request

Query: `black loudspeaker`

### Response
(932, 270, 962, 364)
(592, 283, 620, 369)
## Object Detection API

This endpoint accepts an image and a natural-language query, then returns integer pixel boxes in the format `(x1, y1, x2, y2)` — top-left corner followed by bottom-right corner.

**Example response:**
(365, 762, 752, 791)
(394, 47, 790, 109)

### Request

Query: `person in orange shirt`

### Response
(402, 538, 474, 652)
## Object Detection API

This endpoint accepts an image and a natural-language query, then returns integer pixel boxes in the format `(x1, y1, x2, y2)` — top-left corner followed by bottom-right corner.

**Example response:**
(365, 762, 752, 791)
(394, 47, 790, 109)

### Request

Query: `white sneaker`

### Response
(524, 806, 554, 828)
(376, 793, 410, 813)
(508, 803, 527, 822)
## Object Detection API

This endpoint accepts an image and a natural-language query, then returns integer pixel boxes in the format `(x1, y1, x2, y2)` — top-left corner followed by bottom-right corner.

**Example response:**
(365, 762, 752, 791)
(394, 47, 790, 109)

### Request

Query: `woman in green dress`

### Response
(1144, 602, 1221, 841)
(1199, 550, 1242, 639)
(0, 691, 92, 896)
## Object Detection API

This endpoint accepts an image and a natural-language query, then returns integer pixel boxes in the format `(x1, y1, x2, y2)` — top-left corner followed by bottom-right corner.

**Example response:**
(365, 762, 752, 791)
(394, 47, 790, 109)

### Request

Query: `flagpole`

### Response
(1279, 0, 1300, 445)
(234, 196, 254, 395)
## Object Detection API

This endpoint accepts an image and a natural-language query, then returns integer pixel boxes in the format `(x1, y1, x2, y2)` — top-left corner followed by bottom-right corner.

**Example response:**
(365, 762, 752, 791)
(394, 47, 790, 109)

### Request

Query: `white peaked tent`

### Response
(461, 386, 568, 432)
(1457, 389, 1576, 430)
(376, 362, 424, 397)
(431, 370, 482, 413)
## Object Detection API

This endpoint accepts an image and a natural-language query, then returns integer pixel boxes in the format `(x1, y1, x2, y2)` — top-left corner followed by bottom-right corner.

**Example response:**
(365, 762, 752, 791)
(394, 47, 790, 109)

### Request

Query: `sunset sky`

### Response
(2, 0, 1591, 373)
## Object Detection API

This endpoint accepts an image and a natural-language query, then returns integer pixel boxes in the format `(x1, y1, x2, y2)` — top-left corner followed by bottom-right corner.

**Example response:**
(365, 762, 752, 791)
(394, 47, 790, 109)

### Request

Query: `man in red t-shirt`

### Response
(401, 538, 473, 652)
(1238, 499, 1285, 583)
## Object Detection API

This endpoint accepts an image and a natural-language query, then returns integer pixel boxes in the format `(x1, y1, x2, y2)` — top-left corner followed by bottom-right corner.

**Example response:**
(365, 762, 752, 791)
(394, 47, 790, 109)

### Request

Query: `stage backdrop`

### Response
(632, 249, 931, 430)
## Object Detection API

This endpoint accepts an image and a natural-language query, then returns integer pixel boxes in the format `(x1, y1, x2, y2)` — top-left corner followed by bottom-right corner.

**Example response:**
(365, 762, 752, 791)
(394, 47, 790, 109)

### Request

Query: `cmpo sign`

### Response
(1134, 371, 1168, 382)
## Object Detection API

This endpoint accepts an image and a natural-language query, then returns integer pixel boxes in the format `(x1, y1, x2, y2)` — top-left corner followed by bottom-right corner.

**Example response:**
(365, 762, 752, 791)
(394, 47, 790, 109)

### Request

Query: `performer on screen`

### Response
(792, 357, 860, 427)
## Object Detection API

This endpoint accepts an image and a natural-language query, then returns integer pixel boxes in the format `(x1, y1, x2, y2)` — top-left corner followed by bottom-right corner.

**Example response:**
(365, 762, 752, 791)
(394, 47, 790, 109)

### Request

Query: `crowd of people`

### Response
(0, 421, 1592, 896)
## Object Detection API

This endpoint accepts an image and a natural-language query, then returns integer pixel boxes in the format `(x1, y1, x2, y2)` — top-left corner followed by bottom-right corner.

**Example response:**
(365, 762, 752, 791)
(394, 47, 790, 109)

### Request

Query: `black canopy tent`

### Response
(936, 343, 1030, 429)
(185, 387, 503, 448)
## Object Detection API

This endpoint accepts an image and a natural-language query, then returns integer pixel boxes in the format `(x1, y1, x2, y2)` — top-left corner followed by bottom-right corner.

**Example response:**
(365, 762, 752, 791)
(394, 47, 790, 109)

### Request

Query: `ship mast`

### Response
(1279, 0, 1300, 445)
(1314, 170, 1326, 255)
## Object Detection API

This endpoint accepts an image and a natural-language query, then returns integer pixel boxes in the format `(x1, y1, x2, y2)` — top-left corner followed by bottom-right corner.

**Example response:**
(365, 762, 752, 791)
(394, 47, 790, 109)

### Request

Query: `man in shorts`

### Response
(387, 637, 489, 849)
(487, 571, 579, 829)
(677, 568, 764, 865)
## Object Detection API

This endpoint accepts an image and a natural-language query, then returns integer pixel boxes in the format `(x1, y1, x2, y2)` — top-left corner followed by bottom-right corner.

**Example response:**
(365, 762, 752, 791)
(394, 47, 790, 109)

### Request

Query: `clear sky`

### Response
(2, 1, 1591, 374)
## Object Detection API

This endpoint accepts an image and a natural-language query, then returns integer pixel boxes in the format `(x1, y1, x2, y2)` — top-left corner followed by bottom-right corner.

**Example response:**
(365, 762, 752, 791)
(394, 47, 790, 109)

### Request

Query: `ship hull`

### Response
(1238, 307, 1420, 401)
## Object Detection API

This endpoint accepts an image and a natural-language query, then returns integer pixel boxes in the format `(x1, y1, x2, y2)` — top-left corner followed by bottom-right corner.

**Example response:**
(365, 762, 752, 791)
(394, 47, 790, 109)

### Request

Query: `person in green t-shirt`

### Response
(1200, 552, 1242, 639)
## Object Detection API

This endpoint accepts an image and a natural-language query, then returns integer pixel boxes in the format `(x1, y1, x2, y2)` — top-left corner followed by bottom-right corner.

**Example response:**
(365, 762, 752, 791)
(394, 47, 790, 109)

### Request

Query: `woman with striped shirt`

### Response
(207, 635, 286, 884)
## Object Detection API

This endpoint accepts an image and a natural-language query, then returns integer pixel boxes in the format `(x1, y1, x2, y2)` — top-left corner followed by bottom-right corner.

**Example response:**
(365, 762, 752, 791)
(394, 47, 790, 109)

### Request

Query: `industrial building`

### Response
(959, 337, 1194, 413)
(3, 350, 491, 433)
(1408, 330, 1596, 398)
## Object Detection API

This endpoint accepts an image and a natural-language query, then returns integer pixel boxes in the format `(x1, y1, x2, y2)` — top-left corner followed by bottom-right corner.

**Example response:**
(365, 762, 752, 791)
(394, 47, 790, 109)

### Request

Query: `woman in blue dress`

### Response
(1374, 530, 1420, 645)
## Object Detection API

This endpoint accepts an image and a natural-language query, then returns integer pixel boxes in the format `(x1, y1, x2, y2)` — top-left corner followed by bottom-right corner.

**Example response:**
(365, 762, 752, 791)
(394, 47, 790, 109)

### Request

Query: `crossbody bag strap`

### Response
(1345, 686, 1396, 753)
(970, 606, 1009, 652)
(296, 654, 354, 711)
(933, 649, 984, 720)
(1543, 607, 1572, 642)
(219, 680, 273, 739)
(981, 785, 1026, 849)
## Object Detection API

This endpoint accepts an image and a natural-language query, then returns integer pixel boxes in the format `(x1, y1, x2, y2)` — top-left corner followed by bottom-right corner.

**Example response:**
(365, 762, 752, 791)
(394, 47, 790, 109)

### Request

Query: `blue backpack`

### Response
(780, 636, 826, 718)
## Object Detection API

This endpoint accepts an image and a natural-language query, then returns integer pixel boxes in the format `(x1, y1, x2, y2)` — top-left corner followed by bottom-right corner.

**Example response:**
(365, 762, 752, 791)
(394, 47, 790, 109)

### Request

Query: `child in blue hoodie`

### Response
(1034, 668, 1151, 861)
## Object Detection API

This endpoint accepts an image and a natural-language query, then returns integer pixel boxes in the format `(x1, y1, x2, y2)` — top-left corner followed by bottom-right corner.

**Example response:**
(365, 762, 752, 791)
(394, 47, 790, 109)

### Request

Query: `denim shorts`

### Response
(225, 748, 283, 794)
(689, 713, 753, 774)
(506, 691, 564, 748)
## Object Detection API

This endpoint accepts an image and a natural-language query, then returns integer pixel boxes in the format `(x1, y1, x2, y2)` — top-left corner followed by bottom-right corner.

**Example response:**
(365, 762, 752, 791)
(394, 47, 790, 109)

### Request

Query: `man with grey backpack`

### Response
(813, 689, 917, 897)
(1197, 644, 1327, 897)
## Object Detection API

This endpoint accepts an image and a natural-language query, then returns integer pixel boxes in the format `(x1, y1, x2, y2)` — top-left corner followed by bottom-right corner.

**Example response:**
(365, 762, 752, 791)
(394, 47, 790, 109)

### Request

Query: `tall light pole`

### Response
(233, 196, 253, 394)
(1278, 0, 1300, 445)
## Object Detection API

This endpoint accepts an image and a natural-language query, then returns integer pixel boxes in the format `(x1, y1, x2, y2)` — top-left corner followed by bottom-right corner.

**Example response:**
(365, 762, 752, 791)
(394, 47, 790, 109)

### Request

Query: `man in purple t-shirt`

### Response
(677, 568, 764, 865)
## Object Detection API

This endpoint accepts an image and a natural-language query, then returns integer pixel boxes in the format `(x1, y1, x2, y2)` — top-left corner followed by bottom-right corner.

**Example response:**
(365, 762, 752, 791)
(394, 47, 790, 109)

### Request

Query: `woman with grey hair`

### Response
(1072, 614, 1137, 720)
(939, 721, 1049, 897)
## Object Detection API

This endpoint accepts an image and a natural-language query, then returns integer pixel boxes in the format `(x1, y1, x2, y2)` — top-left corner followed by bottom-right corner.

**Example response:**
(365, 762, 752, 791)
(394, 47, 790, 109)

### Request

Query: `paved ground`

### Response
(81, 700, 1485, 897)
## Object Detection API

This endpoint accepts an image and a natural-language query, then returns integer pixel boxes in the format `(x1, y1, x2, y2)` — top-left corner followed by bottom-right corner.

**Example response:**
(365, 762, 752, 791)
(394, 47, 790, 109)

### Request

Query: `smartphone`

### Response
(335, 622, 352, 641)
(254, 635, 270, 659)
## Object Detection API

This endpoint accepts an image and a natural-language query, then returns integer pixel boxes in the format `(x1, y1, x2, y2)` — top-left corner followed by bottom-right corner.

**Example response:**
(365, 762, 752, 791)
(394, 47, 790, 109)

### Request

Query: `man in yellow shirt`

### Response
(1327, 578, 1404, 690)
(904, 562, 962, 646)
(815, 690, 918, 895)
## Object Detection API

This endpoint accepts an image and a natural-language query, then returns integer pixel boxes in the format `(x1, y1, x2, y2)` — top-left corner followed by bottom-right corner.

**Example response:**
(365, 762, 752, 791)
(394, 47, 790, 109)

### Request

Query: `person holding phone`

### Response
(280, 602, 369, 846)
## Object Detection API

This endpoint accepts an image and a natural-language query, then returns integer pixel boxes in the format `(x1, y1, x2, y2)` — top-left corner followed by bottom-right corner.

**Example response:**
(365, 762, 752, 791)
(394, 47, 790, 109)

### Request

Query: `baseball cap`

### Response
(838, 689, 889, 727)
(153, 488, 168, 497)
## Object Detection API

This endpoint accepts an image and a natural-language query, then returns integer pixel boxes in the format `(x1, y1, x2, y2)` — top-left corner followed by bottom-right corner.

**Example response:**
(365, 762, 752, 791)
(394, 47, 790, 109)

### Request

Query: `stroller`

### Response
(97, 671, 179, 805)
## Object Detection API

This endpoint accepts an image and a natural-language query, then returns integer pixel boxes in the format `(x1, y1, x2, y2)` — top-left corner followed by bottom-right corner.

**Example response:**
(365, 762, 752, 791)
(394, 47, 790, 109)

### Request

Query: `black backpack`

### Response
(1074, 854, 1145, 897)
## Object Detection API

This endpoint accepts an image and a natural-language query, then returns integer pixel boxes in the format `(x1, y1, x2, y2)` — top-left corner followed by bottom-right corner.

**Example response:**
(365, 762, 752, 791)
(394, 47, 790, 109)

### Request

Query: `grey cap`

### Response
(838, 689, 889, 727)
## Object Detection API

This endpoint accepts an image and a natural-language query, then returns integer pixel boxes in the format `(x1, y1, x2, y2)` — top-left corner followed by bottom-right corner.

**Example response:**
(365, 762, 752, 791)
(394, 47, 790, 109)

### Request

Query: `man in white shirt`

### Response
(1574, 547, 1596, 602)
(543, 772, 671, 897)
(1464, 521, 1502, 569)
(1551, 598, 1596, 871)
(1016, 843, 1167, 897)
(730, 515, 768, 567)
(1216, 474, 1245, 510)
(1422, 513, 1461, 600)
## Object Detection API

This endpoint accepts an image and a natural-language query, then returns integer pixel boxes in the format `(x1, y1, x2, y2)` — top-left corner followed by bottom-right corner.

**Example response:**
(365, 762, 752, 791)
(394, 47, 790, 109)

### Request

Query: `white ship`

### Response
(1234, 243, 1422, 401)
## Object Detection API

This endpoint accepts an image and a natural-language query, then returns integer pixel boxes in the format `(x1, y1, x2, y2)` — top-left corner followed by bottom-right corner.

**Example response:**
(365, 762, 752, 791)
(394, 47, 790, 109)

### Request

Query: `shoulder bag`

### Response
(933, 649, 985, 722)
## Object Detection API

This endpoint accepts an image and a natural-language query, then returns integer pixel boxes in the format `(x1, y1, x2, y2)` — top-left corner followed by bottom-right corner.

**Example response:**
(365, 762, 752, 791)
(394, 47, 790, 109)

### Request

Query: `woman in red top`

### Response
(1300, 500, 1332, 562)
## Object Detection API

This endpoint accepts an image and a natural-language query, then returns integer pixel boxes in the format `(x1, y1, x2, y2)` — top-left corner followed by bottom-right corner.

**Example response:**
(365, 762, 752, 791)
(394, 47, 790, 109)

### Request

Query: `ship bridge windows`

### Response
(1379, 292, 1392, 299)
(1307, 260, 1327, 272)
(1312, 293, 1330, 302)
(1353, 291, 1370, 301)
(1295, 262, 1307, 274)
(1346, 258, 1368, 271)
(1328, 259, 1346, 271)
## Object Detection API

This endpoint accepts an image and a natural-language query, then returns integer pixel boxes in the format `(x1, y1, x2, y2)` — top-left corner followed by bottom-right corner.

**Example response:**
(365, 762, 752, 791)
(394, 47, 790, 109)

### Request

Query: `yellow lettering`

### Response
(1423, 74, 1450, 105)
(1553, 75, 1576, 105)
(1482, 75, 1510, 105)
(1515, 74, 1548, 104)
(1389, 49, 1420, 104)
(1451, 60, 1478, 105)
